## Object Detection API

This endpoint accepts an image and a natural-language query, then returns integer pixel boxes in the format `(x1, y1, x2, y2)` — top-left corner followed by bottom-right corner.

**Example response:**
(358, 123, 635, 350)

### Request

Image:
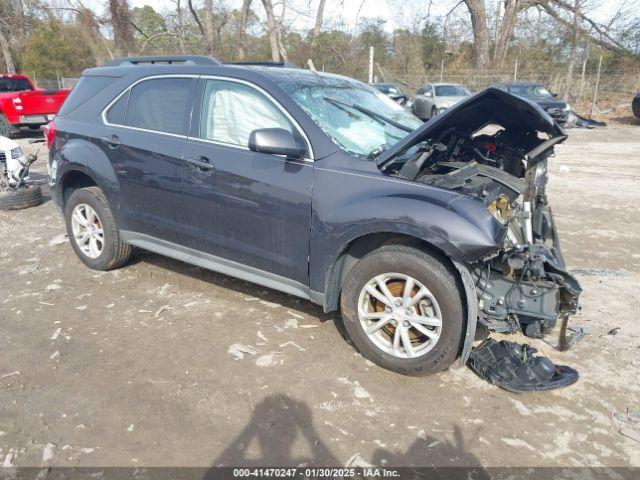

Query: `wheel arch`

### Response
(322, 232, 460, 314)
(59, 168, 100, 207)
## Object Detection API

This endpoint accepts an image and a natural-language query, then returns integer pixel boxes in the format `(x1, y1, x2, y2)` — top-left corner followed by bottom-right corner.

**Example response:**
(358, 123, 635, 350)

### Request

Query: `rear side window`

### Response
(105, 91, 128, 124)
(59, 76, 117, 116)
(124, 78, 194, 135)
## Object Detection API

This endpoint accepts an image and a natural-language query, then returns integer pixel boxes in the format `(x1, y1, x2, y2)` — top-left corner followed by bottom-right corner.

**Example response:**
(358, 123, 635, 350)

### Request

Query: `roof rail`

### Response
(226, 61, 299, 68)
(105, 55, 221, 67)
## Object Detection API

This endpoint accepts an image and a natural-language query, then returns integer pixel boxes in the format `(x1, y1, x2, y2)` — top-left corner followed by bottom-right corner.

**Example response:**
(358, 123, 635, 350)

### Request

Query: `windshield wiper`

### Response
(323, 96, 414, 133)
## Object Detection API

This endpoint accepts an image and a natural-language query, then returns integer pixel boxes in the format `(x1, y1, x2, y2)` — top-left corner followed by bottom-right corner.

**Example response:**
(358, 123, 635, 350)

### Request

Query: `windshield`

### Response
(508, 85, 552, 98)
(376, 84, 403, 95)
(282, 82, 421, 158)
(0, 78, 32, 92)
(435, 85, 470, 97)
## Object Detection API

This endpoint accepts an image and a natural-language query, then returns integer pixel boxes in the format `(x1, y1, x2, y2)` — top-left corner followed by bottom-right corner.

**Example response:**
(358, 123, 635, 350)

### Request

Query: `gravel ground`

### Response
(0, 126, 639, 469)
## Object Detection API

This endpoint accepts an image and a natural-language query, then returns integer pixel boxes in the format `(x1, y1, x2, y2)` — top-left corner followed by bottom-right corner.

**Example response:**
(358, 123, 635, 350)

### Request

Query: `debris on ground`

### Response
(42, 443, 56, 462)
(0, 371, 20, 381)
(614, 407, 640, 443)
(468, 338, 579, 393)
(565, 111, 607, 129)
(227, 343, 257, 359)
(607, 327, 620, 336)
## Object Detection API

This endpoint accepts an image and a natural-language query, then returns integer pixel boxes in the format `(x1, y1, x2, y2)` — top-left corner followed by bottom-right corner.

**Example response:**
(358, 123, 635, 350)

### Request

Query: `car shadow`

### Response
(204, 394, 488, 478)
(137, 251, 336, 322)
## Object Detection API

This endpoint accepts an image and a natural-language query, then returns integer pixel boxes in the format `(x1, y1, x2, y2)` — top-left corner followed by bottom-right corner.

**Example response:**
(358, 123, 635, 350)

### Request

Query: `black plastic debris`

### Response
(468, 338, 579, 393)
(565, 111, 607, 129)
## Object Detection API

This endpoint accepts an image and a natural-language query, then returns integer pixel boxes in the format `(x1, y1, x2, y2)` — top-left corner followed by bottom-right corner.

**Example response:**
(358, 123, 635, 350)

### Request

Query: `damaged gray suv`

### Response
(48, 56, 581, 376)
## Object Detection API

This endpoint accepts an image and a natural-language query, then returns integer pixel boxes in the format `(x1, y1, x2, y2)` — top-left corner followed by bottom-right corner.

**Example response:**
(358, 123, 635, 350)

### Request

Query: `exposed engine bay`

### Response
(377, 88, 582, 345)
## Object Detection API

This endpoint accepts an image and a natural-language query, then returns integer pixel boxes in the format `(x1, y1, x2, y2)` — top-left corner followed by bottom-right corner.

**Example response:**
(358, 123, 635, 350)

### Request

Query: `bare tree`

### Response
(261, 0, 280, 61)
(310, 0, 326, 50)
(463, 0, 490, 68)
(562, 0, 580, 100)
(108, 0, 135, 56)
(494, 0, 526, 68)
(203, 0, 215, 54)
(536, 0, 630, 54)
(236, 0, 252, 60)
(0, 24, 15, 74)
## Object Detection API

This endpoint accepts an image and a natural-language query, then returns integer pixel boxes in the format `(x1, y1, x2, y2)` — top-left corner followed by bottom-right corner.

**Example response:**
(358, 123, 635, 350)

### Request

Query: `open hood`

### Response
(377, 88, 566, 167)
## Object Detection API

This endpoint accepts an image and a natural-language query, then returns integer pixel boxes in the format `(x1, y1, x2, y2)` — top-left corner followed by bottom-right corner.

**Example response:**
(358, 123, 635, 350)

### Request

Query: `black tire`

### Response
(0, 185, 42, 210)
(340, 245, 464, 376)
(0, 113, 19, 138)
(431, 106, 438, 118)
(64, 186, 131, 271)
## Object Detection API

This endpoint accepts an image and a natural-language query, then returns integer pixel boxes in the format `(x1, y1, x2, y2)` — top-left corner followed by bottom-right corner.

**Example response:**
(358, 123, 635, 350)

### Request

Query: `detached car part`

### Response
(0, 135, 42, 210)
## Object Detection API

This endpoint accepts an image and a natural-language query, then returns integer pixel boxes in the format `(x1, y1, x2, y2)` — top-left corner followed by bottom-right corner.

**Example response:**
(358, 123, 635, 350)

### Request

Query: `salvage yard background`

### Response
(0, 0, 639, 121)
(1, 124, 639, 468)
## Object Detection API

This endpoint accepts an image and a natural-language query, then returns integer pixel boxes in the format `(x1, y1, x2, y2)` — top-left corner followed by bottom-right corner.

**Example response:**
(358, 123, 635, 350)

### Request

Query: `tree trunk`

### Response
(237, 0, 252, 60)
(203, 0, 215, 55)
(493, 0, 520, 68)
(463, 0, 490, 69)
(109, 0, 134, 56)
(311, 0, 326, 50)
(261, 0, 280, 62)
(562, 0, 580, 101)
(0, 27, 16, 74)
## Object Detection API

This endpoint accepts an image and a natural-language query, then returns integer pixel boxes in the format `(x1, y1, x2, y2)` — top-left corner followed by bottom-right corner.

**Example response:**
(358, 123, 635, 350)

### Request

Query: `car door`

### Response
(181, 77, 314, 293)
(95, 76, 197, 244)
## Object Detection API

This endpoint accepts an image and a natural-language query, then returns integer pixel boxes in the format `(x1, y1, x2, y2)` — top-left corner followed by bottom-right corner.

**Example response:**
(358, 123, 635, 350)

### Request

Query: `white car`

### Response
(411, 83, 472, 121)
(0, 135, 28, 187)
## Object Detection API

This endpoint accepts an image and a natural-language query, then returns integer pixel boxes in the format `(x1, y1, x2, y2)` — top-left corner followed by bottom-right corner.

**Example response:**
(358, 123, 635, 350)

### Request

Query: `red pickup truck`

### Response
(0, 74, 70, 138)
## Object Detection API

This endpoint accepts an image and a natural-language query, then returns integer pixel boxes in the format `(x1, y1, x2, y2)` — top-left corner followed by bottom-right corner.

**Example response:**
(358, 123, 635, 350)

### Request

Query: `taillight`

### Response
(43, 121, 56, 149)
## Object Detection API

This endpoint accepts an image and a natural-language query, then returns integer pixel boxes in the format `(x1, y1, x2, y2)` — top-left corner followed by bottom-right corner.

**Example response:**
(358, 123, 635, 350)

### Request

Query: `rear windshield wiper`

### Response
(323, 96, 414, 133)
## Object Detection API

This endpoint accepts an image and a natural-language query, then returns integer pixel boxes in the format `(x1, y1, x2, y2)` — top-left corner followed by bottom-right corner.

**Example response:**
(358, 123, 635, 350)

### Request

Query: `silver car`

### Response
(412, 83, 472, 121)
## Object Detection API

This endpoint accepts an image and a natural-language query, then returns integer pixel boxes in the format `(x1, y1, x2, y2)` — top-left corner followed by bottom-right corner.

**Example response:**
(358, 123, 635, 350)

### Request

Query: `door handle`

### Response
(101, 134, 121, 148)
(186, 156, 214, 171)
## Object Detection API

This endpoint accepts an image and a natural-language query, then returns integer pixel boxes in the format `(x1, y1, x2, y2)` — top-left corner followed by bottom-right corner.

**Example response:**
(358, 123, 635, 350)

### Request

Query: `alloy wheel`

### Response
(357, 272, 442, 359)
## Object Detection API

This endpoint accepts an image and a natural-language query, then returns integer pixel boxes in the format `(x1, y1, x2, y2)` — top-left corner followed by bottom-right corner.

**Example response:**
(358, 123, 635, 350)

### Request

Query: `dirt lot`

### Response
(1, 126, 639, 469)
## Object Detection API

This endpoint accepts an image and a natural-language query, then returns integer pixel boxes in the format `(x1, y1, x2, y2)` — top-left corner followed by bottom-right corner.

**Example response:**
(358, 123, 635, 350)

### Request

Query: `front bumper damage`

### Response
(376, 88, 582, 357)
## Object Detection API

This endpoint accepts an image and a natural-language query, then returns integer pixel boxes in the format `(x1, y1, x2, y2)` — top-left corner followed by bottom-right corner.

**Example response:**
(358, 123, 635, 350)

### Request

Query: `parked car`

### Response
(491, 82, 570, 125)
(47, 56, 580, 376)
(371, 82, 409, 106)
(411, 83, 471, 120)
(0, 74, 70, 138)
(632, 93, 640, 119)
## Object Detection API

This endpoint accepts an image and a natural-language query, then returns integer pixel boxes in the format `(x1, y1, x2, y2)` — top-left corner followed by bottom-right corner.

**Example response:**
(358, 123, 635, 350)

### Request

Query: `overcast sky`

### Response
(82, 0, 637, 33)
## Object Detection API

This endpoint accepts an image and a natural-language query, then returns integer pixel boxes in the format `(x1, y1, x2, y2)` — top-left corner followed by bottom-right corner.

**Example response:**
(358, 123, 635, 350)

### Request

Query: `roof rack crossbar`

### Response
(225, 61, 299, 68)
(105, 55, 220, 67)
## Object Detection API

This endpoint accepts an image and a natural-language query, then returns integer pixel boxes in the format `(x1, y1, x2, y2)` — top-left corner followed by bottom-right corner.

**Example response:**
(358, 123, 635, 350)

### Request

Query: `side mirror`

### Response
(248, 128, 306, 159)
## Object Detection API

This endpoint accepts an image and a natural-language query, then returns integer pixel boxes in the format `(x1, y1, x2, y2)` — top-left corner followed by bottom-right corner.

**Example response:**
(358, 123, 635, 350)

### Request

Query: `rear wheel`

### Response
(64, 186, 131, 270)
(340, 245, 464, 376)
(0, 113, 19, 139)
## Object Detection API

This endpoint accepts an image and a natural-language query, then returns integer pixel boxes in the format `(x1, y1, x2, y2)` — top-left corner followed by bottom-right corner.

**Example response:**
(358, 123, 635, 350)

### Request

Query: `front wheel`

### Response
(430, 106, 438, 118)
(340, 245, 464, 376)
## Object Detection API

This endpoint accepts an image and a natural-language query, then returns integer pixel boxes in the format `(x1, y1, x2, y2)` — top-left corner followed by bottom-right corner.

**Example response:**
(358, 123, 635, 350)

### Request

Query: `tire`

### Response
(431, 106, 438, 118)
(0, 185, 42, 210)
(64, 186, 131, 271)
(340, 245, 464, 376)
(0, 113, 19, 139)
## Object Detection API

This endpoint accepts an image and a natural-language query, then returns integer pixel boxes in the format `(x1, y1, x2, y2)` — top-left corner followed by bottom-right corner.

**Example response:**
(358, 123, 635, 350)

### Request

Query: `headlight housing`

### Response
(10, 147, 22, 159)
(564, 103, 571, 111)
